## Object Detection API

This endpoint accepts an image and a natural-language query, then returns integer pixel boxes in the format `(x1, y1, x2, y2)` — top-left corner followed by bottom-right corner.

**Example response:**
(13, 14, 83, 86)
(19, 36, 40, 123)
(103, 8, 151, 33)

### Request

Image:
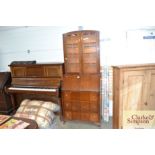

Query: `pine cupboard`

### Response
(113, 64, 155, 129)
(62, 30, 101, 125)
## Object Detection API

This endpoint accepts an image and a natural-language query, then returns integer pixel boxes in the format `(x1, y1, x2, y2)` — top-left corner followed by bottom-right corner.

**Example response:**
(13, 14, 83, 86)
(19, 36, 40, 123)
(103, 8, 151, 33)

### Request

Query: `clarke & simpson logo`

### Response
(127, 114, 154, 125)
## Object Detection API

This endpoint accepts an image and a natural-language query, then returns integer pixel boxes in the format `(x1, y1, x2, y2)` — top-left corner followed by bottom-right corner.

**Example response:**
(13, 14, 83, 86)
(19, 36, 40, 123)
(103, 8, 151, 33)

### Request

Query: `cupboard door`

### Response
(63, 32, 81, 74)
(122, 71, 146, 111)
(146, 70, 155, 110)
(81, 31, 100, 74)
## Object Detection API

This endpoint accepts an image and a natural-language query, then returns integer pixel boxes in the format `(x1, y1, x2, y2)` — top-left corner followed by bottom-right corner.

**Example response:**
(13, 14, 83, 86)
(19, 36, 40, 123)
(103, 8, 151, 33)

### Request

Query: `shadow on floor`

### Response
(51, 116, 112, 129)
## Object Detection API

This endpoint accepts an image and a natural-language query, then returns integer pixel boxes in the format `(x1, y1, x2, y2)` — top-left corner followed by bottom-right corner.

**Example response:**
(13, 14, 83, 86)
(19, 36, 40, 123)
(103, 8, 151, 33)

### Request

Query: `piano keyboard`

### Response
(8, 87, 57, 92)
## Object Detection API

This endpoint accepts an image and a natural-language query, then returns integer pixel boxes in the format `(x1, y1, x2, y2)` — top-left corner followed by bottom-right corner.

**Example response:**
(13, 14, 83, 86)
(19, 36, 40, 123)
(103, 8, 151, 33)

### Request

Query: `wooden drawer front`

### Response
(90, 113, 99, 122)
(63, 92, 80, 101)
(11, 67, 26, 77)
(90, 92, 98, 101)
(81, 112, 90, 121)
(64, 111, 72, 120)
(62, 75, 80, 90)
(72, 112, 81, 120)
(63, 101, 72, 110)
(26, 66, 44, 77)
(44, 66, 63, 77)
(72, 101, 80, 111)
(90, 102, 98, 112)
(90, 93, 99, 112)
(63, 92, 71, 101)
(80, 101, 89, 112)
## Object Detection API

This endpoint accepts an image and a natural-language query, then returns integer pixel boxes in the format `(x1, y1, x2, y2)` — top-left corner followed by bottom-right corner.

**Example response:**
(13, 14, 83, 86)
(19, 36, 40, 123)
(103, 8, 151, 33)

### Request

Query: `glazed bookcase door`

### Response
(63, 32, 81, 74)
(81, 31, 100, 74)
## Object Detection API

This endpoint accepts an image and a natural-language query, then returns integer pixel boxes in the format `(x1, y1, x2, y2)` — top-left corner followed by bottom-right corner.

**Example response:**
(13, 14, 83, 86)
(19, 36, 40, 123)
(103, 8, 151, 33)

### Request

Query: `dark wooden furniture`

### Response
(0, 72, 13, 114)
(113, 64, 155, 129)
(6, 63, 63, 112)
(62, 30, 101, 125)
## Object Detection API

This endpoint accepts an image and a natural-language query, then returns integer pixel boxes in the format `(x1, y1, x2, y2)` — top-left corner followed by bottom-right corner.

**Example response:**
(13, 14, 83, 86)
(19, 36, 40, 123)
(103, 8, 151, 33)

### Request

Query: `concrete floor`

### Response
(51, 116, 112, 129)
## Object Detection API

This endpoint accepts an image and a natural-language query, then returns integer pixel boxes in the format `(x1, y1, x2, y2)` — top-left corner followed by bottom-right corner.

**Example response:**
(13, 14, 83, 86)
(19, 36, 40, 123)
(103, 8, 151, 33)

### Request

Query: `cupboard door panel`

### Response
(123, 71, 146, 111)
(146, 70, 155, 110)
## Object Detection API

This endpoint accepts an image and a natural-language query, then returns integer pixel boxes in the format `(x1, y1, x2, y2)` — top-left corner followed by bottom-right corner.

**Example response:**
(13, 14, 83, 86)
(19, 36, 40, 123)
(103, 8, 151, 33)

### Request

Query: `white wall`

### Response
(0, 26, 78, 71)
(1, 26, 155, 72)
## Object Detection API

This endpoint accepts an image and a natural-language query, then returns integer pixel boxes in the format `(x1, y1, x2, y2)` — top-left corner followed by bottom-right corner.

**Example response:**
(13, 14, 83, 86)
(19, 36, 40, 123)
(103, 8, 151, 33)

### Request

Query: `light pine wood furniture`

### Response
(62, 30, 101, 125)
(113, 64, 155, 129)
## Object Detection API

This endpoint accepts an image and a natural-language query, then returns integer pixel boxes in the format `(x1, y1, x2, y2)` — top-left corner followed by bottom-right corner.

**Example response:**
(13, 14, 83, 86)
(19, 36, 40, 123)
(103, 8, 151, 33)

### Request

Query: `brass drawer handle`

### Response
(77, 76, 80, 79)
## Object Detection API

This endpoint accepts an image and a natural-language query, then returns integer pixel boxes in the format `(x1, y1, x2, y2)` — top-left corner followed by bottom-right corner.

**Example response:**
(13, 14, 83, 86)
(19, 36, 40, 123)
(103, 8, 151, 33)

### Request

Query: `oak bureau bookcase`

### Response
(61, 30, 101, 125)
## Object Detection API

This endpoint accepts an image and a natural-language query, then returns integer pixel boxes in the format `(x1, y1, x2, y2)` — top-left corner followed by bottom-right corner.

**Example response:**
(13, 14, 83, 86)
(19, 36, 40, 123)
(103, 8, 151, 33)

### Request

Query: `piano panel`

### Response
(10, 63, 63, 78)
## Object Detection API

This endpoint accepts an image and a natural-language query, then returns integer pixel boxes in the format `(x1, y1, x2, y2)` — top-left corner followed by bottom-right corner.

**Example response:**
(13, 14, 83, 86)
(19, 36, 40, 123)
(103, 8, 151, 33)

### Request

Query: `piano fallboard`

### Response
(6, 86, 59, 96)
(11, 77, 61, 88)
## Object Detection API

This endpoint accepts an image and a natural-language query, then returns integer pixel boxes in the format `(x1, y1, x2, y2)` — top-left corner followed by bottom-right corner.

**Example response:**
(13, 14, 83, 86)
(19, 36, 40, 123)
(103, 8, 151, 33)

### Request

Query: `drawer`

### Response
(90, 92, 99, 102)
(80, 101, 89, 112)
(64, 111, 72, 120)
(72, 101, 80, 111)
(63, 91, 80, 101)
(72, 112, 81, 120)
(81, 112, 90, 121)
(90, 102, 99, 112)
(63, 101, 72, 110)
(89, 113, 99, 122)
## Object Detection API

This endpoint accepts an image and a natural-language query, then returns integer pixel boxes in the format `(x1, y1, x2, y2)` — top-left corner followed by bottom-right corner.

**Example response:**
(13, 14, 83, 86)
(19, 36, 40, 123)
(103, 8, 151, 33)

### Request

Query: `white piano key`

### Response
(8, 87, 57, 92)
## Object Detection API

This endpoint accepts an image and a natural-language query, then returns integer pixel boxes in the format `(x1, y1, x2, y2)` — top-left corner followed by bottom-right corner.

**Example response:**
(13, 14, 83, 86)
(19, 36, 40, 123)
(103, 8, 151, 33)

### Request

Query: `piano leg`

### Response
(10, 94, 16, 113)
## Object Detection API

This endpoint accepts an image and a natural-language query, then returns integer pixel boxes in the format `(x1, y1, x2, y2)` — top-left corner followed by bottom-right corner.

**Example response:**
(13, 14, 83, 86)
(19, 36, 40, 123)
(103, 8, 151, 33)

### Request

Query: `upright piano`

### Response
(6, 63, 63, 112)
